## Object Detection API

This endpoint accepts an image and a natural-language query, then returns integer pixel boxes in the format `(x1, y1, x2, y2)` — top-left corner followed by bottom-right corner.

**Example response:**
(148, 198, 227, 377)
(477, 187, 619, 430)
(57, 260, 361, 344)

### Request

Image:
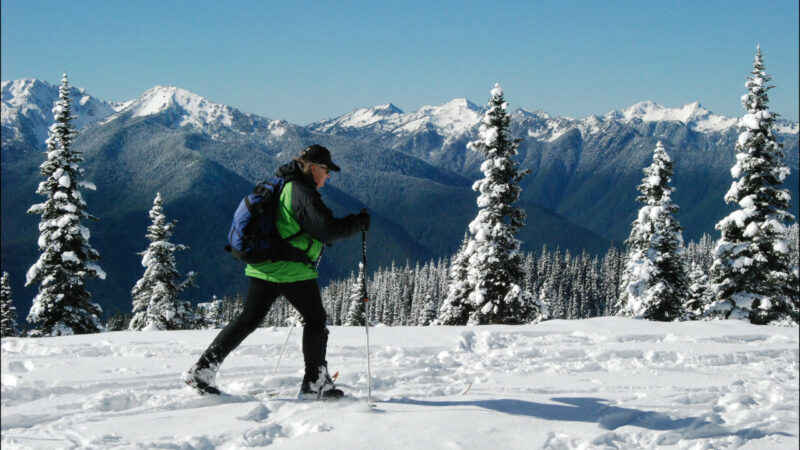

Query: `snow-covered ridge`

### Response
(2, 79, 119, 145)
(314, 98, 798, 144)
(417, 98, 483, 136)
(314, 103, 404, 131)
(118, 85, 236, 129)
(610, 101, 739, 132)
(310, 98, 483, 137)
(4, 78, 798, 151)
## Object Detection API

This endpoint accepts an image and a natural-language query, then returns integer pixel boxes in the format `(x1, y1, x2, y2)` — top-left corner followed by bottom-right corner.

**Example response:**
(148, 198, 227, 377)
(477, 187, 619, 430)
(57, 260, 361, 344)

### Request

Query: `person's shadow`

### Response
(386, 397, 790, 441)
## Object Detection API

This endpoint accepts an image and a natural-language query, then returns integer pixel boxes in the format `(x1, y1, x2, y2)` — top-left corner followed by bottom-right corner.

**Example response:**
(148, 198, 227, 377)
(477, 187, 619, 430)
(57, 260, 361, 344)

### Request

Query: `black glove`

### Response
(357, 209, 371, 231)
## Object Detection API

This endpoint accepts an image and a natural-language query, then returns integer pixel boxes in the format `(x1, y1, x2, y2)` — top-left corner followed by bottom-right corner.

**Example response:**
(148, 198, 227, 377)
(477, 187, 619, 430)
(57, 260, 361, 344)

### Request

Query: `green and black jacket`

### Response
(245, 161, 363, 283)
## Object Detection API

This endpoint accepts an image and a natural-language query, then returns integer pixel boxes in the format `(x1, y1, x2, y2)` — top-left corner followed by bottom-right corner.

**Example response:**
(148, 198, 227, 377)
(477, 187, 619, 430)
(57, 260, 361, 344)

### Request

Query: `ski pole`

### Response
(361, 221, 374, 407)
(272, 314, 297, 377)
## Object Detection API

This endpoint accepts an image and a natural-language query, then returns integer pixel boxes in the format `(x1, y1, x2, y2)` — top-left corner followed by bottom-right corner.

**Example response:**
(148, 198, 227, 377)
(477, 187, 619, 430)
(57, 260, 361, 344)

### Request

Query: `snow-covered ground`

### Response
(1, 317, 797, 449)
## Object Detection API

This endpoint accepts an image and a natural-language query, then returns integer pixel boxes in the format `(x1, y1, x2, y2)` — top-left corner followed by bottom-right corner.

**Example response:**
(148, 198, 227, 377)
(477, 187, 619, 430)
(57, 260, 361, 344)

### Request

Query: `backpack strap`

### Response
(263, 179, 313, 264)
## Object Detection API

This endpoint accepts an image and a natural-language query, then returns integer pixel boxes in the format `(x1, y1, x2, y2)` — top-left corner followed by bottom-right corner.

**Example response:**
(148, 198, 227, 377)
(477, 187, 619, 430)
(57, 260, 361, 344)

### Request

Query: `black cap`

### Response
(299, 144, 340, 172)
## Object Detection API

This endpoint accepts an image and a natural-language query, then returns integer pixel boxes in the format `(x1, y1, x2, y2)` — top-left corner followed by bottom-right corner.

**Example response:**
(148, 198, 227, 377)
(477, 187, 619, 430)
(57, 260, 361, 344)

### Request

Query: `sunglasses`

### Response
(314, 164, 331, 175)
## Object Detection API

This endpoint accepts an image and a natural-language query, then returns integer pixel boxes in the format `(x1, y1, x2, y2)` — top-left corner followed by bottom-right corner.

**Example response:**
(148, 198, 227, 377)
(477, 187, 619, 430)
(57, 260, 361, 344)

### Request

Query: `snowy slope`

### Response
(1, 79, 119, 147)
(613, 101, 739, 132)
(2, 318, 797, 449)
(119, 85, 236, 129)
(309, 99, 484, 138)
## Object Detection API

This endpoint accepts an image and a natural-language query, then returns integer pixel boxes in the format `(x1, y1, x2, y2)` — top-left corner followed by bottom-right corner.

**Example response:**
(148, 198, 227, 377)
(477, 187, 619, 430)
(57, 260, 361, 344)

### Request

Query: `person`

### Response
(182, 144, 370, 399)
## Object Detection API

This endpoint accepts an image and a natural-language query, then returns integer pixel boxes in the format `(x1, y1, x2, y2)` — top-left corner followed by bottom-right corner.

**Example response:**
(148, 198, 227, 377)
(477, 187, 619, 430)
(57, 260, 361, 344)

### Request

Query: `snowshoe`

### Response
(182, 363, 221, 395)
(297, 365, 344, 401)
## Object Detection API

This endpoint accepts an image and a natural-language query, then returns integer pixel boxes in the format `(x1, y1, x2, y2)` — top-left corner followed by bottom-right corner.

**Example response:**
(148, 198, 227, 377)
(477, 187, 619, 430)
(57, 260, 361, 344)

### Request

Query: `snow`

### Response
(739, 114, 763, 131)
(60, 251, 79, 264)
(1, 79, 118, 145)
(57, 174, 71, 188)
(126, 86, 235, 129)
(87, 262, 107, 280)
(312, 99, 482, 138)
(1, 318, 796, 449)
(612, 101, 740, 132)
(78, 180, 97, 191)
(326, 103, 404, 129)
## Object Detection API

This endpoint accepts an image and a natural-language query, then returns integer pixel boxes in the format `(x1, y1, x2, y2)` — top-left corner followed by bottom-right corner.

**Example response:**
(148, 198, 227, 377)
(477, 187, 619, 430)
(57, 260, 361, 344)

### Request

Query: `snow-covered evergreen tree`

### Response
(463, 84, 546, 324)
(1, 272, 19, 337)
(220, 293, 244, 324)
(708, 46, 797, 325)
(345, 265, 367, 326)
(600, 247, 622, 316)
(443, 85, 546, 324)
(685, 262, 712, 320)
(129, 193, 197, 331)
(438, 234, 473, 324)
(105, 311, 133, 331)
(693, 234, 716, 274)
(25, 73, 105, 336)
(789, 224, 799, 278)
(618, 141, 688, 321)
(418, 295, 438, 326)
(546, 249, 567, 319)
(196, 296, 225, 329)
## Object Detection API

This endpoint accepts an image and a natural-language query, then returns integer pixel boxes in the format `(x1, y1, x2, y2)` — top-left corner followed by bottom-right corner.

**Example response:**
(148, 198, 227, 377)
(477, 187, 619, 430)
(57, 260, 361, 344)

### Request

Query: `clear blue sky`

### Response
(2, 0, 798, 124)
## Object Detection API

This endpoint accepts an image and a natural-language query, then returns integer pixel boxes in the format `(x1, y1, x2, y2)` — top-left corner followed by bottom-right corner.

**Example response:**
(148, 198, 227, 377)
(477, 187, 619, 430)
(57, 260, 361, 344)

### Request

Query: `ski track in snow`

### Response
(1, 317, 797, 449)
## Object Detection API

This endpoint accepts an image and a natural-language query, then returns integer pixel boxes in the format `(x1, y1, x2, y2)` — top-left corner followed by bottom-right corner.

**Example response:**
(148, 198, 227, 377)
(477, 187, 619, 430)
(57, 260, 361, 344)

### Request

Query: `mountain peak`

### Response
(311, 102, 404, 131)
(412, 99, 483, 136)
(374, 103, 404, 115)
(129, 85, 209, 116)
(2, 78, 118, 146)
(420, 98, 480, 114)
(120, 85, 236, 128)
(612, 100, 737, 132)
(515, 108, 553, 120)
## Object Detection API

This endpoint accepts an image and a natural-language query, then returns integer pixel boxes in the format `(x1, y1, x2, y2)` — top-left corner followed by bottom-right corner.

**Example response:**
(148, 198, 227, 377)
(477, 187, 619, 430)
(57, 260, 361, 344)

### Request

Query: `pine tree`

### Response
(685, 263, 712, 320)
(345, 265, 367, 326)
(708, 46, 797, 325)
(522, 252, 536, 293)
(106, 311, 133, 331)
(545, 248, 567, 319)
(586, 256, 603, 317)
(451, 83, 546, 324)
(536, 246, 552, 295)
(418, 295, 438, 326)
(1, 272, 19, 337)
(789, 224, 799, 276)
(601, 247, 623, 316)
(220, 293, 244, 324)
(130, 193, 197, 330)
(196, 296, 225, 329)
(25, 73, 105, 336)
(438, 234, 473, 324)
(618, 141, 688, 321)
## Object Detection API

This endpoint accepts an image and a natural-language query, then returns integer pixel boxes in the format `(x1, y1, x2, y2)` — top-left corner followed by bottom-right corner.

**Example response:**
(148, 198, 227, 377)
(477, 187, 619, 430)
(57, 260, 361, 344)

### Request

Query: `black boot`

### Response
(182, 348, 223, 395)
(181, 362, 221, 395)
(298, 365, 344, 400)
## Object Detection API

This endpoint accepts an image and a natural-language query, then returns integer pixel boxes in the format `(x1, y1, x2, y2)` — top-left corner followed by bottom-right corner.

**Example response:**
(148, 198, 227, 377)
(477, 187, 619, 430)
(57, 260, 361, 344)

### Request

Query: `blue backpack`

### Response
(225, 177, 309, 264)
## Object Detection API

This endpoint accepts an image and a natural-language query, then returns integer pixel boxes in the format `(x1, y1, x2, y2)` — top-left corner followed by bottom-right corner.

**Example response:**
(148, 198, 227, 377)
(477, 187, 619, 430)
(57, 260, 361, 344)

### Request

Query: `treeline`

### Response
(166, 227, 796, 330)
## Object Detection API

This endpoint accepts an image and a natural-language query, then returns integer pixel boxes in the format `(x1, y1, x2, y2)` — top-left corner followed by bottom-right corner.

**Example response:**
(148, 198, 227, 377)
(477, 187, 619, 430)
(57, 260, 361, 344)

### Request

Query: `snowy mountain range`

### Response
(2, 79, 798, 318)
(310, 97, 797, 139)
(1, 79, 119, 147)
(6, 79, 796, 155)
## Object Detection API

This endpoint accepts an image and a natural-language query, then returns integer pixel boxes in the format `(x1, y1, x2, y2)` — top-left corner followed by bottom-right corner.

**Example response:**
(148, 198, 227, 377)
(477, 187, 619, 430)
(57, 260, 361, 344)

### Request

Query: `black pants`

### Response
(197, 277, 328, 381)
